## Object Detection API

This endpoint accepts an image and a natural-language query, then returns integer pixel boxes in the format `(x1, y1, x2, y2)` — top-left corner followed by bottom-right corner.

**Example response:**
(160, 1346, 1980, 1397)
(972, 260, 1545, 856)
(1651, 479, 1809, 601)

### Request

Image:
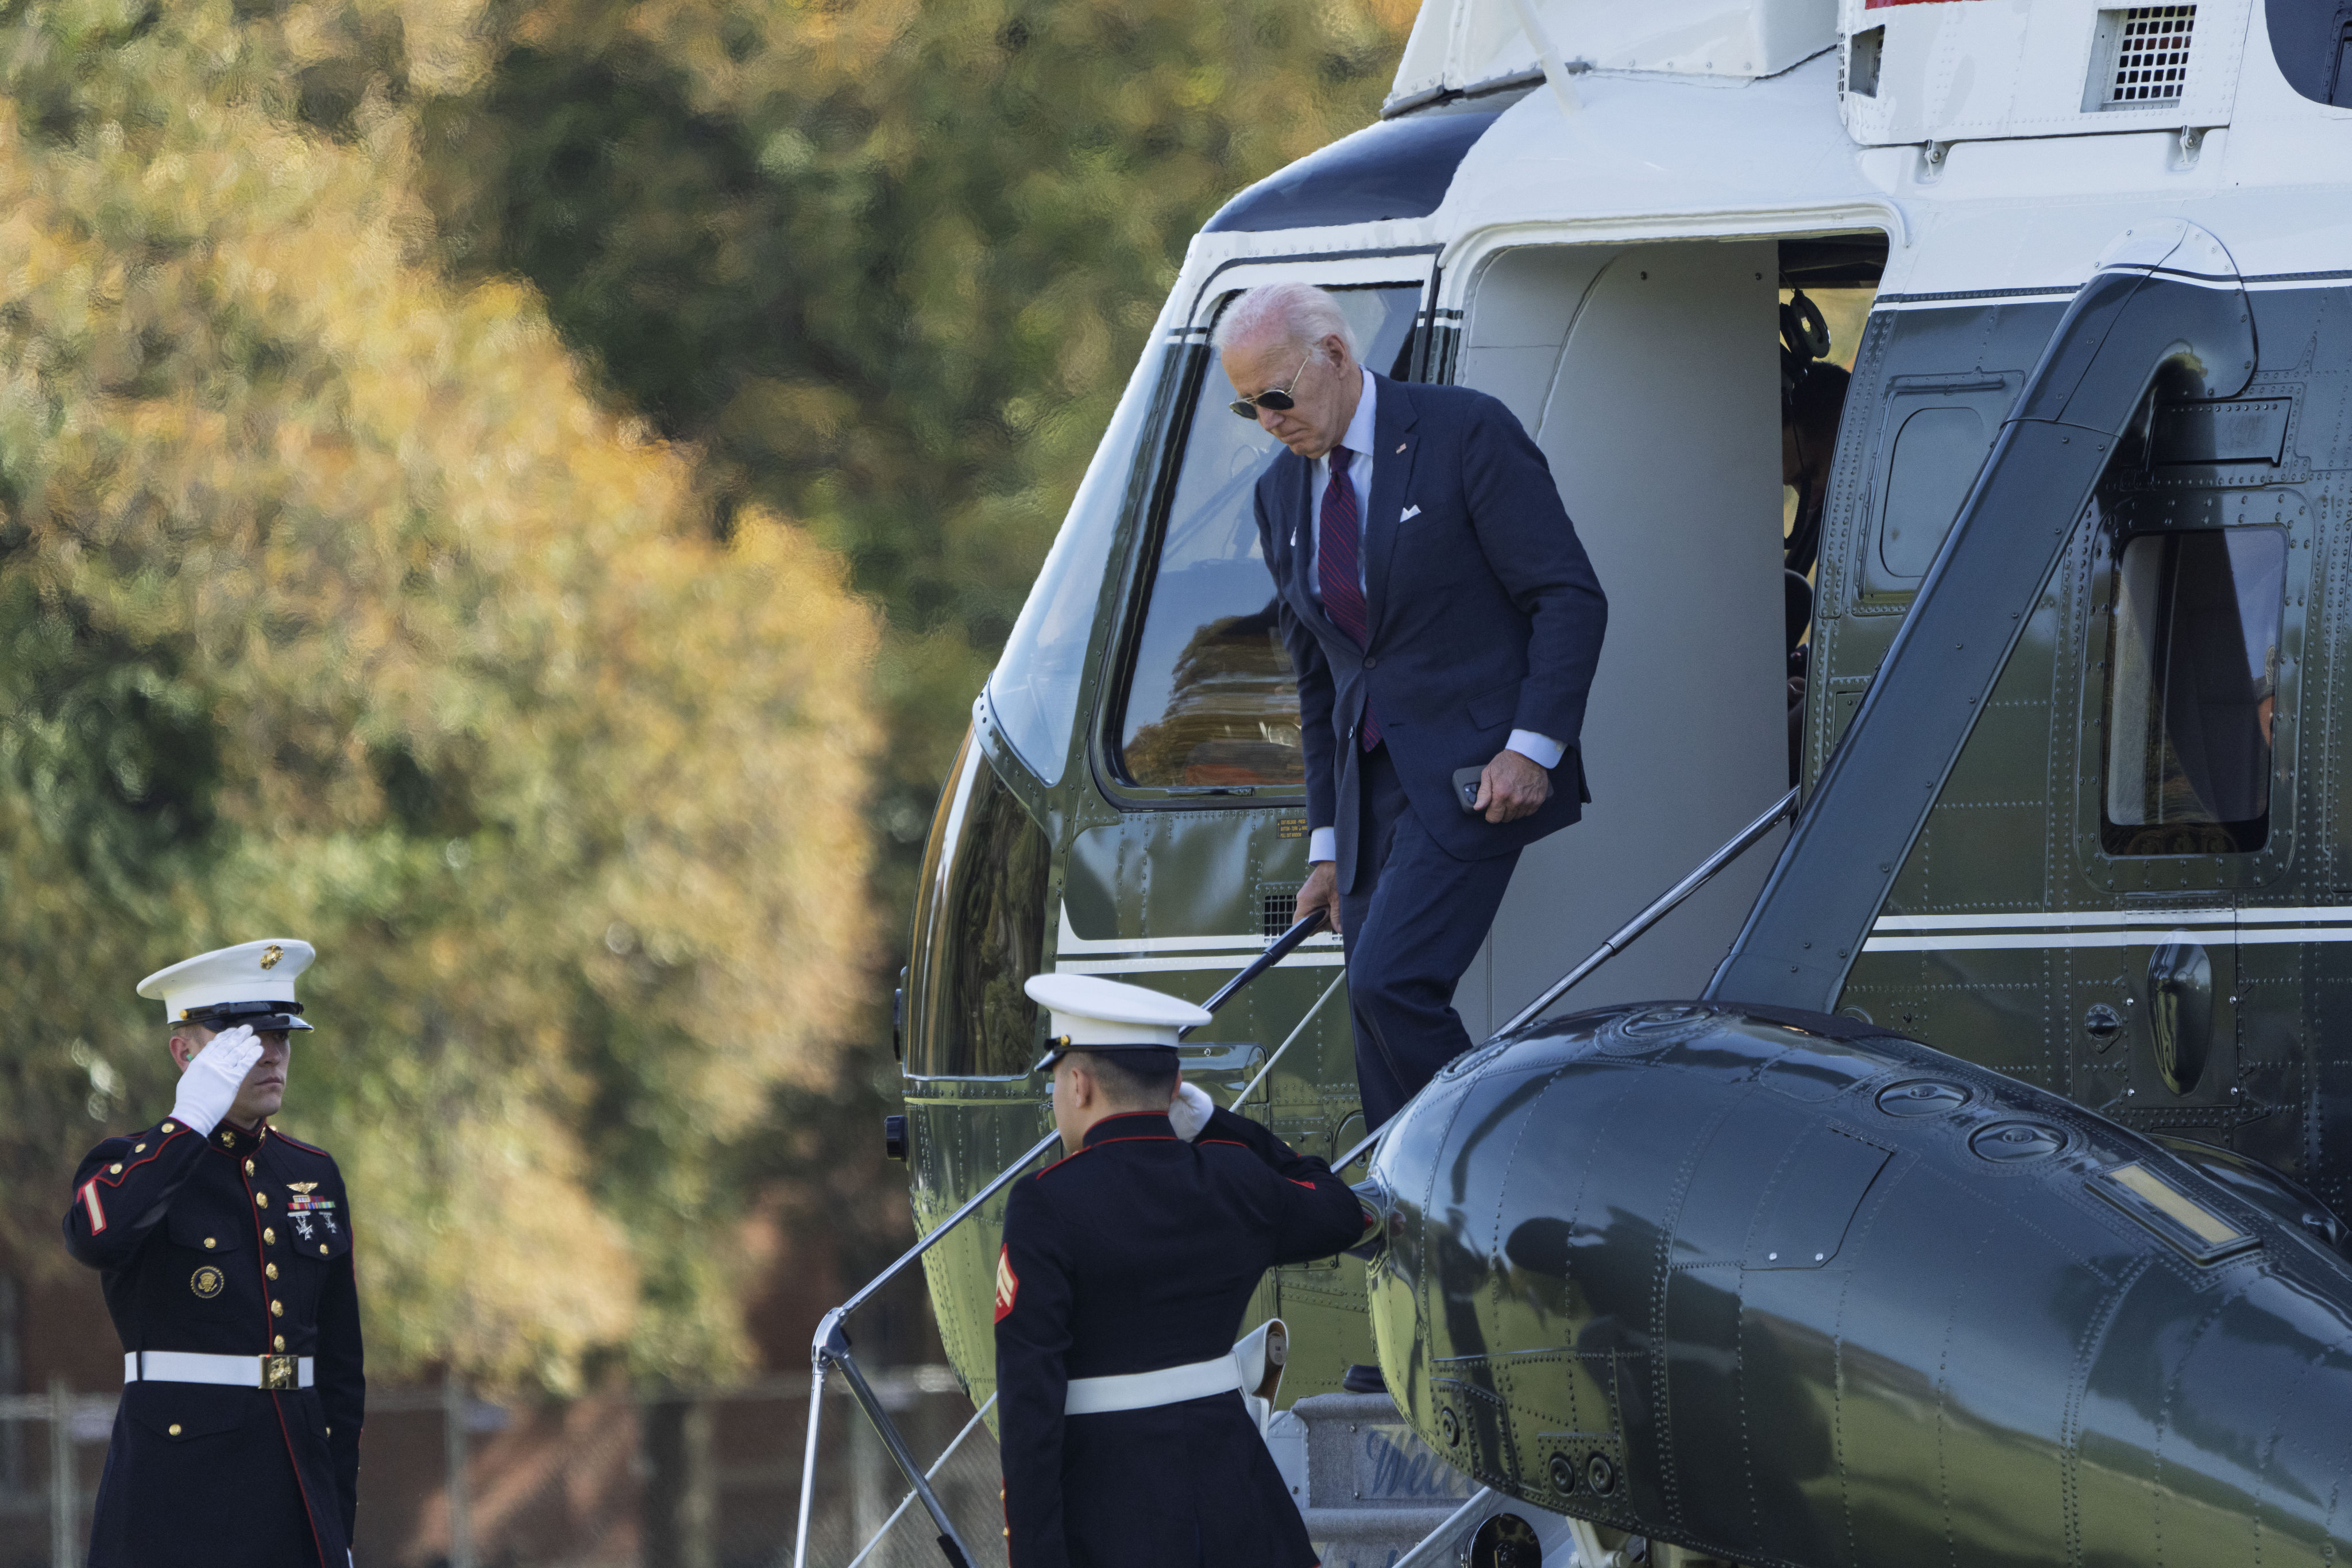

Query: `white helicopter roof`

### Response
(1388, 0, 1835, 112)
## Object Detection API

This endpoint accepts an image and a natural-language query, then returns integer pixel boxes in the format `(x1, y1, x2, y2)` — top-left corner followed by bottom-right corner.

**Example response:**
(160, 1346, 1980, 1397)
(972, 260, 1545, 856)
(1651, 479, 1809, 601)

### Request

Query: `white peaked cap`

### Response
(1024, 974, 1212, 1048)
(137, 939, 317, 1028)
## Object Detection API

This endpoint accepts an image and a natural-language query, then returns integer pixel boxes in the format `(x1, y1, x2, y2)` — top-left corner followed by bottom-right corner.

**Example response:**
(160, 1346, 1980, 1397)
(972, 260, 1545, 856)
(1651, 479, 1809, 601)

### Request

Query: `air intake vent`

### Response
(1261, 890, 1299, 939)
(2088, 6, 2196, 110)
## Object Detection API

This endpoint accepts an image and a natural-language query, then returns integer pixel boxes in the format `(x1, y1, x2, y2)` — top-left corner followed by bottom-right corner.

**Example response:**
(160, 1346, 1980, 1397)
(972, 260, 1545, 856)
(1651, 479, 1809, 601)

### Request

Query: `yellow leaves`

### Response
(0, 0, 882, 1385)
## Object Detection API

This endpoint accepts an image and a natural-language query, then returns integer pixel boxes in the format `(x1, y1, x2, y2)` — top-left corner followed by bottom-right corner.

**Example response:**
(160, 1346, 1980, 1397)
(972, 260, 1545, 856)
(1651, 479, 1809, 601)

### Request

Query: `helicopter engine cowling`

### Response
(1364, 1002, 2352, 1566)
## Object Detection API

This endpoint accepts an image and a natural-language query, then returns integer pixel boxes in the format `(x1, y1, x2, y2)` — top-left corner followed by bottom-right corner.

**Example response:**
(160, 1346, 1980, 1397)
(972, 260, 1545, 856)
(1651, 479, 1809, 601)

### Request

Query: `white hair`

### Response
(1212, 282, 1360, 361)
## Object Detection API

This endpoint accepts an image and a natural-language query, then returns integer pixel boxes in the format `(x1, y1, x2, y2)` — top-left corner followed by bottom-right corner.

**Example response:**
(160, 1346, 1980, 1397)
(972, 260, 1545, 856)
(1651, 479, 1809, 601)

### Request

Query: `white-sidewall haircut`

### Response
(1214, 281, 1361, 361)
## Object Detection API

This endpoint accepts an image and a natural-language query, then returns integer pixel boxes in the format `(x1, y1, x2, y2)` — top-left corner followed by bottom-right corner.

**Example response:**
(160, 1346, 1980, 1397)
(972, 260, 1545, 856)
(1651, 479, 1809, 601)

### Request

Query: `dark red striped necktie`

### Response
(1318, 447, 1380, 750)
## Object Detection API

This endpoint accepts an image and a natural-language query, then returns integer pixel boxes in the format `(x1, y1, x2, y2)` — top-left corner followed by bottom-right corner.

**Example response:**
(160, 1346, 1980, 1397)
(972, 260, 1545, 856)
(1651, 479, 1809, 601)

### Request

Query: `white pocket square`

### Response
(1400, 504, 1422, 522)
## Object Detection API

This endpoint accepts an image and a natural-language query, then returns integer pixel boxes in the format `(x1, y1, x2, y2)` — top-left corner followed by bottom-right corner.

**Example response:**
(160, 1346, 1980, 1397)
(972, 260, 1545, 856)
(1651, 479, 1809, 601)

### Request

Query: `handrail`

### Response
(1334, 786, 1800, 1173)
(793, 907, 1337, 1567)
(1231, 969, 1347, 1109)
(1497, 785, 1799, 1036)
(1184, 907, 1328, 1031)
(837, 1395, 998, 1568)
(1391, 1486, 1496, 1568)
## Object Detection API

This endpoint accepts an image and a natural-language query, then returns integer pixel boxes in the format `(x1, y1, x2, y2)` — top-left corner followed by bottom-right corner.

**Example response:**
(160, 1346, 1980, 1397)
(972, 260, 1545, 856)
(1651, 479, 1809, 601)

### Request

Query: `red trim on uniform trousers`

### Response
(247, 1148, 326, 1565)
(269, 1392, 330, 1567)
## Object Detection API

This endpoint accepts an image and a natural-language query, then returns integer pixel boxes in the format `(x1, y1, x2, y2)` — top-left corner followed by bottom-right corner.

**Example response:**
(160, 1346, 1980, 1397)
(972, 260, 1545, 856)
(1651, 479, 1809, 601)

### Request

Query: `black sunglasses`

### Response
(1228, 350, 1314, 420)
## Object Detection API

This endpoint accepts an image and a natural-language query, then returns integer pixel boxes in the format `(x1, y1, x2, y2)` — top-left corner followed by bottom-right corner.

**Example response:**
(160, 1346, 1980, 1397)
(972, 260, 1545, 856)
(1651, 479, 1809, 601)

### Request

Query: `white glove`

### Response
(171, 1025, 262, 1136)
(1171, 1082, 1215, 1142)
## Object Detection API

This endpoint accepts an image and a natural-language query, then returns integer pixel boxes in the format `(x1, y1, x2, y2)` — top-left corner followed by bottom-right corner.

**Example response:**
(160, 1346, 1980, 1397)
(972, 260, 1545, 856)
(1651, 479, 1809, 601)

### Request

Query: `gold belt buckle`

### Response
(260, 1354, 297, 1391)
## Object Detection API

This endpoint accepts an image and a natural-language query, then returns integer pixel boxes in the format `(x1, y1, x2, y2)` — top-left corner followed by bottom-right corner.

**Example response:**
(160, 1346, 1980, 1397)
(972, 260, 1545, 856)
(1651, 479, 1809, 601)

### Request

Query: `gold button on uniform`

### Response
(273, 1335, 286, 1352)
(254, 1193, 268, 1208)
(244, 1159, 254, 1176)
(160, 1123, 175, 1133)
(271, 1300, 283, 1317)
(203, 1238, 216, 1250)
(134, 1143, 146, 1153)
(168, 1424, 181, 1436)
(109, 1163, 122, 1175)
(319, 1243, 330, 1255)
(262, 1228, 275, 1244)
(265, 1264, 278, 1280)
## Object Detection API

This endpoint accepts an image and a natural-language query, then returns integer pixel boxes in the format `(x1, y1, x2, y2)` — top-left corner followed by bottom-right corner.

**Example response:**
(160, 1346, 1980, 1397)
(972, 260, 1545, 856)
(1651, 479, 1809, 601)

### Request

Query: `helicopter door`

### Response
(2083, 524, 2289, 1119)
(1449, 241, 1788, 1030)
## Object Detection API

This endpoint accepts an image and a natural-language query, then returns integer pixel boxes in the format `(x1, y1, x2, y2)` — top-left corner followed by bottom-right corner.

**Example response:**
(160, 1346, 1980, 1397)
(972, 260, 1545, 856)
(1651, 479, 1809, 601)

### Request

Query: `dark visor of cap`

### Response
(181, 999, 312, 1032)
(1032, 1038, 1180, 1073)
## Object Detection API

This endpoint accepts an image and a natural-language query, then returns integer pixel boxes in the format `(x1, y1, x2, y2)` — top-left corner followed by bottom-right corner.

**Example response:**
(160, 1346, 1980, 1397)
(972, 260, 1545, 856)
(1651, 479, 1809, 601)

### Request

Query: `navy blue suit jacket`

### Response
(1252, 373, 1608, 890)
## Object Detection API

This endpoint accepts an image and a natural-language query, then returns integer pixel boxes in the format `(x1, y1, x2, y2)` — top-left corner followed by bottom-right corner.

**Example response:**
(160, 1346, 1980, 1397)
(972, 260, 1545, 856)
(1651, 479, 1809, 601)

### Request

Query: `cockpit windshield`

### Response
(987, 341, 1167, 786)
(1116, 285, 1420, 789)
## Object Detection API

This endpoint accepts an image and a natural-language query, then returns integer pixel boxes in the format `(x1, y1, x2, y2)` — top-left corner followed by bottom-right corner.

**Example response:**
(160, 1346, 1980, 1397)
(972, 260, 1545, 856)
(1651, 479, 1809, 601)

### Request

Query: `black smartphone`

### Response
(1452, 765, 1485, 813)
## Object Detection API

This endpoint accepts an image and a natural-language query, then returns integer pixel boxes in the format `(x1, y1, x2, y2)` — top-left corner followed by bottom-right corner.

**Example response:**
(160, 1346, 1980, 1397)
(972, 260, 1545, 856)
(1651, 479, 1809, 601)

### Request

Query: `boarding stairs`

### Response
(795, 787, 1798, 1568)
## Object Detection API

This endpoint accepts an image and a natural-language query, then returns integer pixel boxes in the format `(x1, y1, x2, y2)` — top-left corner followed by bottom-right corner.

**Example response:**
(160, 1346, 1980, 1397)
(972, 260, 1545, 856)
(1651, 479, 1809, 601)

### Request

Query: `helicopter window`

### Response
(1860, 376, 2017, 594)
(988, 342, 1168, 786)
(2101, 528, 2287, 856)
(906, 738, 1051, 1078)
(1115, 284, 1421, 789)
(1878, 407, 1986, 578)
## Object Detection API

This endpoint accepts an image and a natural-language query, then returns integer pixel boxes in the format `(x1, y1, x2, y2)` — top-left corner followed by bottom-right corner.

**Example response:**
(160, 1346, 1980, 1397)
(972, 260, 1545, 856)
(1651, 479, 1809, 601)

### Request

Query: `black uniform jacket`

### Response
(995, 1106, 1371, 1568)
(64, 1116, 364, 1567)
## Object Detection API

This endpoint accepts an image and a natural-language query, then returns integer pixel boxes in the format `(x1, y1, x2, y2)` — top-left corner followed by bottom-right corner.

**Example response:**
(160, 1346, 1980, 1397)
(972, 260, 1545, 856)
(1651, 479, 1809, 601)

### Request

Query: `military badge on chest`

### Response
(287, 1181, 338, 1241)
(190, 1265, 225, 1299)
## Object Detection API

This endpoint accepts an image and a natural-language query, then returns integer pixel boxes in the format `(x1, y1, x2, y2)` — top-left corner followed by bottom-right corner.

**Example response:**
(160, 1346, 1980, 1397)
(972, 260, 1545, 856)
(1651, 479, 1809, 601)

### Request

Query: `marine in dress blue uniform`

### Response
(63, 939, 365, 1568)
(995, 976, 1374, 1568)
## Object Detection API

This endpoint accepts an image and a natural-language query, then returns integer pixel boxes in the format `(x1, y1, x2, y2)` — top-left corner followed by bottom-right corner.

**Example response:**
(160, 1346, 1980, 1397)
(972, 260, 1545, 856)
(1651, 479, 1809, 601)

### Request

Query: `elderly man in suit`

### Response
(1223, 281, 1608, 1136)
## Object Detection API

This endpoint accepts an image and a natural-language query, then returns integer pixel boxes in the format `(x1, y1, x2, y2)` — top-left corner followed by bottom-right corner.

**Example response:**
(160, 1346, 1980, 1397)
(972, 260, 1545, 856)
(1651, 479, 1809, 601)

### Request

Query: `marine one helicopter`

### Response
(865, 0, 2352, 1563)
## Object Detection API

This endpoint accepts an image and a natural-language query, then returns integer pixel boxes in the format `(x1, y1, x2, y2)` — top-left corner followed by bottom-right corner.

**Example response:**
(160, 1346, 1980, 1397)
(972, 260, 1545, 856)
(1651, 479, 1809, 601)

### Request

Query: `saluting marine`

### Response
(995, 975, 1375, 1568)
(63, 940, 365, 1568)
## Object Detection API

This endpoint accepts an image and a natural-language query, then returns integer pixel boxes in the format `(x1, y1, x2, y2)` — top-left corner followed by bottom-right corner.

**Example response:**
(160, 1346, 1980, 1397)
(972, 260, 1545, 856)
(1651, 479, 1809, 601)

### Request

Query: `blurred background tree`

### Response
(0, 0, 1412, 1389)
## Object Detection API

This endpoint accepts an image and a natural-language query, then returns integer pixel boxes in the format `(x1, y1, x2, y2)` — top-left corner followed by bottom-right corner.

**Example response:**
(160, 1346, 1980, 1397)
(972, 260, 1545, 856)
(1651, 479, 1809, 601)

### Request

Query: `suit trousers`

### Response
(1339, 744, 1521, 1130)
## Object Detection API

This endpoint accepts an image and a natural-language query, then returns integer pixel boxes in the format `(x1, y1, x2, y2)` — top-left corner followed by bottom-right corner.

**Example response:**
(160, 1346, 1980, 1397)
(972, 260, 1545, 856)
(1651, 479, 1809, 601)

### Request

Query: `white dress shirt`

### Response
(1302, 369, 1560, 866)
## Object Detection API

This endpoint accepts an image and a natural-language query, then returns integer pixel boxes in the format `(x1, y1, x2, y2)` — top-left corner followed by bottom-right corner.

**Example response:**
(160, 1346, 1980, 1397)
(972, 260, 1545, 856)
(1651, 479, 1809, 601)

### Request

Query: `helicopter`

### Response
(887, 0, 2352, 1562)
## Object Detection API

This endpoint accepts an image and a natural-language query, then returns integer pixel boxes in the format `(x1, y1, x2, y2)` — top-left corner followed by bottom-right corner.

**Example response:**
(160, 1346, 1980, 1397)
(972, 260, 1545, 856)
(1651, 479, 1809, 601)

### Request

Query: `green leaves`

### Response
(0, 0, 878, 1387)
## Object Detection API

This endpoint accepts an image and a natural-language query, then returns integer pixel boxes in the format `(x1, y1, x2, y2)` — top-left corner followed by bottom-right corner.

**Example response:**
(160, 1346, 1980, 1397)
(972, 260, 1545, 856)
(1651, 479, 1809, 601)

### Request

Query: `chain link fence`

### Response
(0, 1368, 1002, 1568)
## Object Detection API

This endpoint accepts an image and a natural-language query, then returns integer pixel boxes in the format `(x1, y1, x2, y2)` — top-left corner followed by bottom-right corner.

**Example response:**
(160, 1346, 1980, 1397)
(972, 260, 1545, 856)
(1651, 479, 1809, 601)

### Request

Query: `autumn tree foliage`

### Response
(0, 0, 1413, 1387)
(418, 0, 1416, 912)
(0, 0, 876, 1387)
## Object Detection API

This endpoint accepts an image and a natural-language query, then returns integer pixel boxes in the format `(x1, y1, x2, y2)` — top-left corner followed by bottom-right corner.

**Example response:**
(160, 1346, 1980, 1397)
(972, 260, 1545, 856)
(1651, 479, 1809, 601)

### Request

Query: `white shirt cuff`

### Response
(1308, 827, 1337, 864)
(1505, 730, 1565, 770)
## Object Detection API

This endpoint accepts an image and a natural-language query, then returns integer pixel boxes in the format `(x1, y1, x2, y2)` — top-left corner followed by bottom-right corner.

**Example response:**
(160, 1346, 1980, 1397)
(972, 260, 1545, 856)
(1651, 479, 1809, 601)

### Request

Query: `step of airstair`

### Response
(1268, 1392, 1482, 1567)
(1266, 1393, 1698, 1568)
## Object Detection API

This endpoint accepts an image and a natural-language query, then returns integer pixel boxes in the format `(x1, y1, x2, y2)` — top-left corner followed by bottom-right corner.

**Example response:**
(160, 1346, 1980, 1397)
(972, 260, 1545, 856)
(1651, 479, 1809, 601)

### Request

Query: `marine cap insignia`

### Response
(260, 945, 284, 970)
(191, 1266, 225, 1299)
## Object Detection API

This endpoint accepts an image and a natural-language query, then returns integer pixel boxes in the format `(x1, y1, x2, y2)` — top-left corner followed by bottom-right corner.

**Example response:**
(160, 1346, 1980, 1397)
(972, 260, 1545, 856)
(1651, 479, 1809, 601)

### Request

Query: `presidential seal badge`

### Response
(191, 1265, 225, 1299)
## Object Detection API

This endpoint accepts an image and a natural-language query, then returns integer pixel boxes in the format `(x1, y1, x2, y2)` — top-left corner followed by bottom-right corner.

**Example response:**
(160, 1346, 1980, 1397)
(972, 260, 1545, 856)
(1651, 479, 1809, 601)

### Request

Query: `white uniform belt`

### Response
(1064, 1354, 1241, 1416)
(124, 1350, 315, 1390)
